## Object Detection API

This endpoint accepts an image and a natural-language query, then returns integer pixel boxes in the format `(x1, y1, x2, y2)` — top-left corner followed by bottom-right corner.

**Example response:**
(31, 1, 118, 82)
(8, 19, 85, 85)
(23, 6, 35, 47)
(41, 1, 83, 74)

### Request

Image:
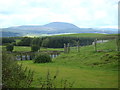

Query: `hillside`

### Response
(19, 39, 119, 88)
(52, 33, 108, 38)
(1, 22, 118, 37)
(43, 22, 80, 29)
(1, 31, 21, 37)
(53, 40, 118, 70)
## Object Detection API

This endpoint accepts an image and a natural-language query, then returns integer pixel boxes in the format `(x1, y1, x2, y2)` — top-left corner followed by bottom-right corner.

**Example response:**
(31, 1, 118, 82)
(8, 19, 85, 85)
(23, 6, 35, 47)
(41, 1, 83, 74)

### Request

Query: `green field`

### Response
(52, 33, 118, 38)
(53, 33, 106, 37)
(19, 40, 119, 88)
(13, 46, 63, 52)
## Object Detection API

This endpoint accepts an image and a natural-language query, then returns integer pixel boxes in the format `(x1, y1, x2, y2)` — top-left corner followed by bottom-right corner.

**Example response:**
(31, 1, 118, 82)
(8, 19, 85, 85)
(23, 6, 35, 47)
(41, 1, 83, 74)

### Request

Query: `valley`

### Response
(1, 33, 119, 88)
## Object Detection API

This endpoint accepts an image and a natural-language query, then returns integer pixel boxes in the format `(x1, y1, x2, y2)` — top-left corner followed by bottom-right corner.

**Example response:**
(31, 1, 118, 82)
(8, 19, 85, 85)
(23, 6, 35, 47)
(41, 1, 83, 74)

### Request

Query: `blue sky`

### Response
(0, 0, 119, 28)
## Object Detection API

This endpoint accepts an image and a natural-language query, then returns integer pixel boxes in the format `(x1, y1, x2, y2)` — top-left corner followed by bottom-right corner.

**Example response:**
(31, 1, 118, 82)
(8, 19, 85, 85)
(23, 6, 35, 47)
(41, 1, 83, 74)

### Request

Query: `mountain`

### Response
(43, 22, 80, 29)
(0, 31, 21, 37)
(1, 22, 118, 37)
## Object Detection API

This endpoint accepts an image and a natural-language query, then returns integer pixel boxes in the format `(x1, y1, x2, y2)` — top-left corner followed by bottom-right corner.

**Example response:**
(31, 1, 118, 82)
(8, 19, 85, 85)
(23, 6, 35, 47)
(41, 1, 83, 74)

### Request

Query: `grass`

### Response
(15, 39, 21, 43)
(53, 33, 107, 37)
(18, 39, 119, 88)
(52, 33, 118, 39)
(13, 46, 31, 52)
(40, 48, 63, 51)
(19, 60, 118, 88)
(54, 40, 118, 70)
(13, 46, 63, 52)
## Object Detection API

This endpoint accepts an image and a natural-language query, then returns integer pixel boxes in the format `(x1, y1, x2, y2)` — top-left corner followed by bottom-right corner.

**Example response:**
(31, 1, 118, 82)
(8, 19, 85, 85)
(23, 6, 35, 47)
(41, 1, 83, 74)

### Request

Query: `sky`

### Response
(0, 0, 119, 28)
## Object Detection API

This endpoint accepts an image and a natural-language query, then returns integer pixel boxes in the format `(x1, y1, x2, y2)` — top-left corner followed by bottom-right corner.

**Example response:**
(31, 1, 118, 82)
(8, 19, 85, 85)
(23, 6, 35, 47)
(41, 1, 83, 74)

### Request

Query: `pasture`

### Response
(52, 33, 118, 39)
(18, 40, 119, 88)
(13, 46, 63, 52)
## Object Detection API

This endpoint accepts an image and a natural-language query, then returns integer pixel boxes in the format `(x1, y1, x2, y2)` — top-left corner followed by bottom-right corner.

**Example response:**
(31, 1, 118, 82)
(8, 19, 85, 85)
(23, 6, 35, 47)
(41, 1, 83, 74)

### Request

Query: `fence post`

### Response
(116, 37, 120, 51)
(102, 39, 103, 43)
(25, 53, 27, 60)
(94, 38, 97, 52)
(67, 43, 70, 53)
(20, 53, 22, 61)
(77, 41, 80, 52)
(64, 43, 67, 53)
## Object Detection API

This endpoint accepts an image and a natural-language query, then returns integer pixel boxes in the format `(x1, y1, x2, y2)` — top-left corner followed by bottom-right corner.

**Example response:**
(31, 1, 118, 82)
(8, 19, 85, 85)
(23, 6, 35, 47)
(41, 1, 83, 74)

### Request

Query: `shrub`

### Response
(2, 52, 34, 88)
(31, 45, 40, 52)
(6, 44, 14, 52)
(33, 53, 52, 63)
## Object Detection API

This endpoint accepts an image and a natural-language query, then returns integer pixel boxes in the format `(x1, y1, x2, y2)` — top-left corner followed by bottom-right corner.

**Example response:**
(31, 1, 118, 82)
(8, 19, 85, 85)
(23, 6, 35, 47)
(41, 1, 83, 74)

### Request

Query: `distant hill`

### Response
(1, 22, 118, 37)
(0, 30, 21, 37)
(43, 22, 80, 29)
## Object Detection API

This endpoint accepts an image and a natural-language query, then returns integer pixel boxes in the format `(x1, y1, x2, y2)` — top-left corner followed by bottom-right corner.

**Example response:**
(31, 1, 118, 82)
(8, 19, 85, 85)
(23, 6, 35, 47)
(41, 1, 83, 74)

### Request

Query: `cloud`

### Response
(0, 0, 119, 28)
(99, 26, 118, 29)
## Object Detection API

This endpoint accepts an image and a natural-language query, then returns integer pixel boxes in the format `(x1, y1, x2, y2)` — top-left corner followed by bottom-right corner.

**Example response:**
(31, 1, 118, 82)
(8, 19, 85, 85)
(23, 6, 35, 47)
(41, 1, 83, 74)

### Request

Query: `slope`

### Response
(19, 39, 119, 88)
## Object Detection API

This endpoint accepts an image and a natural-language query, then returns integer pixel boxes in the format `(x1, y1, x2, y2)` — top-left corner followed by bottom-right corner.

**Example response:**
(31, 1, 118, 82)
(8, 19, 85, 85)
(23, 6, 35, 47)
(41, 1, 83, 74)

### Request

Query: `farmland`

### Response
(18, 39, 119, 88)
(1, 33, 119, 88)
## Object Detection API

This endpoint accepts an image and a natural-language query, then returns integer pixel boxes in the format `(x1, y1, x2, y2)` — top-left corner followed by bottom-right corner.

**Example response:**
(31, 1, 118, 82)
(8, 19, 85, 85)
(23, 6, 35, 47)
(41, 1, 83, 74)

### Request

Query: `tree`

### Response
(31, 45, 40, 52)
(31, 38, 42, 46)
(2, 37, 15, 44)
(17, 37, 32, 46)
(6, 44, 14, 52)
(41, 38, 49, 47)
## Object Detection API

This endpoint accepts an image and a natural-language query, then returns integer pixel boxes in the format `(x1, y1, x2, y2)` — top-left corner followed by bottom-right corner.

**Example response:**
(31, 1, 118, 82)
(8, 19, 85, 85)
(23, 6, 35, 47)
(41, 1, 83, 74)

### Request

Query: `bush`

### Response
(2, 52, 34, 88)
(31, 45, 40, 52)
(33, 53, 52, 63)
(6, 44, 14, 52)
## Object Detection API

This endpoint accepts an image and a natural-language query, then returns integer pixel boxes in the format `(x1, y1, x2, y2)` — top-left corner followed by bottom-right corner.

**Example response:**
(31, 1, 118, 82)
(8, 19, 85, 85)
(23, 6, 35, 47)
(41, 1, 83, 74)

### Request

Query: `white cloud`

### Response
(48, 13, 73, 23)
(94, 11, 107, 19)
(99, 26, 118, 29)
(0, 0, 118, 28)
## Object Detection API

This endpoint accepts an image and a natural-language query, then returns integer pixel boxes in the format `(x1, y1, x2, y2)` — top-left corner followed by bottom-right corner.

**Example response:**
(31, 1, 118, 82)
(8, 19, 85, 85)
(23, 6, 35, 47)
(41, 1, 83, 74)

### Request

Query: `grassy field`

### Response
(11, 33, 117, 52)
(53, 33, 107, 37)
(13, 46, 63, 52)
(18, 40, 119, 88)
(13, 46, 31, 52)
(52, 33, 118, 38)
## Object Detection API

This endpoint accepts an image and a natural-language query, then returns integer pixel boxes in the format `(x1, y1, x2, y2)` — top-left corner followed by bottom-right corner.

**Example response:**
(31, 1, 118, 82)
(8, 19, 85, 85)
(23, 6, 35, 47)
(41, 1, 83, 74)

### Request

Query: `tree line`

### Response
(3, 36, 95, 52)
(3, 36, 94, 47)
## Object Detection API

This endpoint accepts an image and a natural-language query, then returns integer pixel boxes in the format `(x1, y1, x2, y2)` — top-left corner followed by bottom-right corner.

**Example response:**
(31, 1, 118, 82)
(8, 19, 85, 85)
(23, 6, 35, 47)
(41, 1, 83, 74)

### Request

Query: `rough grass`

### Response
(18, 39, 119, 88)
(19, 60, 118, 88)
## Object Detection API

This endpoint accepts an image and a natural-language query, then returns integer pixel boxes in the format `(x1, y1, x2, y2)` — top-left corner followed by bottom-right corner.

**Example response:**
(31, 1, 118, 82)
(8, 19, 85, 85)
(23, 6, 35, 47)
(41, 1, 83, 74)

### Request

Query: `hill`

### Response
(19, 39, 119, 88)
(1, 22, 118, 37)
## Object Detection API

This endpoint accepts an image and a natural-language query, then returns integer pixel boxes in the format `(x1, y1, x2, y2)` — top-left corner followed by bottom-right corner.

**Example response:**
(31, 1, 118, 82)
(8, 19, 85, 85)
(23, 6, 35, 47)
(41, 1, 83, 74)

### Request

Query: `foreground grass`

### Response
(19, 40, 119, 88)
(19, 60, 118, 88)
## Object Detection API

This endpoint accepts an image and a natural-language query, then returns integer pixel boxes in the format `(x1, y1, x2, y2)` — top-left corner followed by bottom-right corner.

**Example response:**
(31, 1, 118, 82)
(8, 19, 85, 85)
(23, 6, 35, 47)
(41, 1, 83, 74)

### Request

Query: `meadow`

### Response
(52, 33, 118, 39)
(18, 39, 119, 88)
(13, 46, 63, 52)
